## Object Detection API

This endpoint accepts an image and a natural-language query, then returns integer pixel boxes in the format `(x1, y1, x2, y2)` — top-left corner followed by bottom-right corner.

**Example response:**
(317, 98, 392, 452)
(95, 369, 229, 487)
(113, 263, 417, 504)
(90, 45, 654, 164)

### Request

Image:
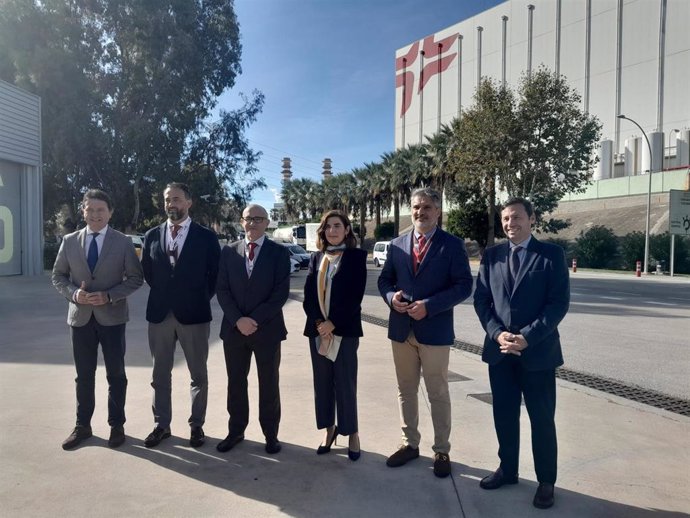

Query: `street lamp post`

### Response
(617, 114, 653, 275)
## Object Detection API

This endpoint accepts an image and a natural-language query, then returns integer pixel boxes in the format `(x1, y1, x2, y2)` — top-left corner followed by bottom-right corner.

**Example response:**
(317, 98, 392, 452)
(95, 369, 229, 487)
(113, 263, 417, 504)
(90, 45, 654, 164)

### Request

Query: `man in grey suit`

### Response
(474, 197, 570, 509)
(215, 204, 291, 455)
(52, 189, 144, 450)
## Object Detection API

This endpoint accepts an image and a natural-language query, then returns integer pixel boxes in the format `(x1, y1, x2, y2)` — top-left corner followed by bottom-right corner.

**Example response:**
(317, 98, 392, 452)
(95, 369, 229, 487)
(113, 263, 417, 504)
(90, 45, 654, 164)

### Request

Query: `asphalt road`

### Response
(289, 263, 690, 400)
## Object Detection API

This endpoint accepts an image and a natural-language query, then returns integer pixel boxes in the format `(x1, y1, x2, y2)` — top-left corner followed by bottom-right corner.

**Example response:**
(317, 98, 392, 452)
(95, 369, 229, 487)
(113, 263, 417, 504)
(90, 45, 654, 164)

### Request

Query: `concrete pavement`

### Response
(0, 274, 688, 517)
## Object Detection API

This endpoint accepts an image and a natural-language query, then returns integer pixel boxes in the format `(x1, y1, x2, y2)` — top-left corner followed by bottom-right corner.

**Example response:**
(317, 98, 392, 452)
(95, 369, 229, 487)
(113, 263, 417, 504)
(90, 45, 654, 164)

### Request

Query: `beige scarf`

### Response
(316, 251, 343, 361)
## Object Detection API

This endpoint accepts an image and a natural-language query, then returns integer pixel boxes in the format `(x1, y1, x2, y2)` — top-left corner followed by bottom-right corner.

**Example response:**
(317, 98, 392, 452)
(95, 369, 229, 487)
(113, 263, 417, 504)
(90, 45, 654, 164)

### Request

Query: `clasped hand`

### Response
(392, 290, 427, 321)
(497, 331, 528, 355)
(236, 316, 258, 336)
(76, 281, 108, 306)
(317, 320, 335, 342)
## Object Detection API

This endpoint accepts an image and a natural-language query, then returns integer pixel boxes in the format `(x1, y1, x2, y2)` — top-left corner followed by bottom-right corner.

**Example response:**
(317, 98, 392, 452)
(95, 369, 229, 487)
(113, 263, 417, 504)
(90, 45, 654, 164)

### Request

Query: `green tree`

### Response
(573, 225, 618, 269)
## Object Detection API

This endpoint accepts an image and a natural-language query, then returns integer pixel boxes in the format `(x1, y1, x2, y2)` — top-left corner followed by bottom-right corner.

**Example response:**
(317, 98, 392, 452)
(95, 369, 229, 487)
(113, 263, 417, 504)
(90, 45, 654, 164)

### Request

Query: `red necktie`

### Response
(248, 242, 257, 261)
(171, 224, 181, 239)
(414, 235, 427, 273)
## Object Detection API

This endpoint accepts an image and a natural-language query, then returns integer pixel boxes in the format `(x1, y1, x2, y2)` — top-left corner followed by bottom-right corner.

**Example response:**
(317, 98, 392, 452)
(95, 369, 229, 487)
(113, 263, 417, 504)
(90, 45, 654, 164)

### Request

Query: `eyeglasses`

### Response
(240, 216, 266, 224)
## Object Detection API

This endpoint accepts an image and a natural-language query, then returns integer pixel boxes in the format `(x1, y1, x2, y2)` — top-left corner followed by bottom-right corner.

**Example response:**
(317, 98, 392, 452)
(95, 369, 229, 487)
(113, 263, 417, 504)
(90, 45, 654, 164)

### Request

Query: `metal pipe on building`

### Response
(584, 0, 592, 114)
(657, 0, 667, 132)
(527, 5, 534, 79)
(501, 16, 508, 88)
(555, 0, 561, 75)
(476, 26, 483, 90)
(457, 34, 463, 117)
(614, 0, 623, 152)
(437, 43, 442, 133)
(419, 50, 425, 144)
(401, 57, 407, 148)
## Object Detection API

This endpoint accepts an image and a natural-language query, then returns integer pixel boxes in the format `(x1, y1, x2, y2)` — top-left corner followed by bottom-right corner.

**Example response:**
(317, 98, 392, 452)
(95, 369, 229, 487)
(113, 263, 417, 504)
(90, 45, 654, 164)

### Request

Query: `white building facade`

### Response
(394, 0, 690, 181)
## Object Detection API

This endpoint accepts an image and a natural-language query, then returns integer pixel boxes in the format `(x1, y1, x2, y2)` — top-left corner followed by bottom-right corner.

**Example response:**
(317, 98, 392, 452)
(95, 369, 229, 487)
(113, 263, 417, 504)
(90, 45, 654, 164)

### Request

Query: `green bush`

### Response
(541, 237, 572, 262)
(619, 231, 645, 271)
(374, 222, 394, 240)
(650, 232, 690, 274)
(44, 240, 61, 270)
(573, 225, 618, 269)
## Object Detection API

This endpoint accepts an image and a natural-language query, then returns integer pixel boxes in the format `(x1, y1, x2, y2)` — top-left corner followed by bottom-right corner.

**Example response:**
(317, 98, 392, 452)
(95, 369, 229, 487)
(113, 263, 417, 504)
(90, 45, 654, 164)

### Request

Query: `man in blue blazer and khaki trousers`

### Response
(474, 197, 570, 509)
(141, 182, 221, 449)
(378, 187, 473, 478)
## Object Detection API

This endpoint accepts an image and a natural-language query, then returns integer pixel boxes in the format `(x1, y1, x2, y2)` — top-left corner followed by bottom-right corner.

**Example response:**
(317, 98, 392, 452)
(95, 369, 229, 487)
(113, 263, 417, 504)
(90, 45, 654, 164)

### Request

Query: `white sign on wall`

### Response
(669, 189, 690, 236)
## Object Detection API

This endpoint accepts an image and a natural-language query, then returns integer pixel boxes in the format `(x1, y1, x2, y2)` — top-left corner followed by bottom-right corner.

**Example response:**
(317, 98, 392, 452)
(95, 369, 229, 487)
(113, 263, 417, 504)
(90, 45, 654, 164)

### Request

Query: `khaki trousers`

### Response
(391, 331, 451, 454)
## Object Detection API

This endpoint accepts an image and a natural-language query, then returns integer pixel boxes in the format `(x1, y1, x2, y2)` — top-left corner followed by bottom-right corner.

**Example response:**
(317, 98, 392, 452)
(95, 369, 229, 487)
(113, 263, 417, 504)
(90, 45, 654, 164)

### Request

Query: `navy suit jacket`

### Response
(473, 237, 570, 371)
(216, 238, 291, 344)
(302, 248, 367, 338)
(142, 221, 221, 325)
(378, 228, 473, 345)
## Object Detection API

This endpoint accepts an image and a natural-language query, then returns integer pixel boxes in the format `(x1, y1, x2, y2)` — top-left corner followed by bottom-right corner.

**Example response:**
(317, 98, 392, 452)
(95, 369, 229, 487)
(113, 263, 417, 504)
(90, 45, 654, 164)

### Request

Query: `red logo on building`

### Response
(395, 34, 458, 118)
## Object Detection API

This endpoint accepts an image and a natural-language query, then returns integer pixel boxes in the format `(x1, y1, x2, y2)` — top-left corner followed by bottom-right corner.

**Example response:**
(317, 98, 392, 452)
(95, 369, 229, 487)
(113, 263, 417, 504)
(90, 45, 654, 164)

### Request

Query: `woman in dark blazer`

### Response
(303, 210, 367, 461)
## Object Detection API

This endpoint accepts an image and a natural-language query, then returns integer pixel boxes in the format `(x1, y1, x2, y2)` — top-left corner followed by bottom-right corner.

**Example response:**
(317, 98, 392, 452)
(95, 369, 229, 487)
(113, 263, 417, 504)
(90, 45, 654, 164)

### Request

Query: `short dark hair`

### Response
(502, 196, 534, 217)
(82, 189, 113, 211)
(165, 182, 192, 200)
(411, 187, 442, 208)
(316, 210, 357, 251)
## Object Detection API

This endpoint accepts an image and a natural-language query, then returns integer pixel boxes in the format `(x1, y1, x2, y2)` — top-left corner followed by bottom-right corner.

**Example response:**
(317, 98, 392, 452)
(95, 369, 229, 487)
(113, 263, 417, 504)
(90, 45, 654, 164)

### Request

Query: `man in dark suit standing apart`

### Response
(215, 204, 291, 455)
(52, 189, 143, 450)
(141, 182, 221, 449)
(378, 187, 473, 478)
(474, 197, 570, 509)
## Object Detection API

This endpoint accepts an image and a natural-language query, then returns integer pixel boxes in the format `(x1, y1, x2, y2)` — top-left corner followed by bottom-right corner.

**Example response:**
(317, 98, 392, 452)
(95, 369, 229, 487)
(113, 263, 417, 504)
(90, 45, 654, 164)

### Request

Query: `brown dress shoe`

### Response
(386, 445, 420, 467)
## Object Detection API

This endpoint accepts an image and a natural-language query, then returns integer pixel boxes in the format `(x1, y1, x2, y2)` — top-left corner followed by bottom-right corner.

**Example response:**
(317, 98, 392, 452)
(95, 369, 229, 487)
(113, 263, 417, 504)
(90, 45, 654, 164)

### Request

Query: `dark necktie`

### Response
(248, 242, 257, 261)
(171, 224, 181, 239)
(169, 224, 181, 261)
(510, 246, 522, 289)
(87, 232, 99, 272)
(413, 235, 427, 273)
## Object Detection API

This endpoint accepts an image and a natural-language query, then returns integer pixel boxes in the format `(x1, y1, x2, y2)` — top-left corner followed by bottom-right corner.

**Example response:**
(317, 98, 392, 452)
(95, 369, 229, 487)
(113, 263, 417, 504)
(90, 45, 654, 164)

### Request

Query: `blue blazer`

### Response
(302, 248, 367, 338)
(473, 237, 570, 371)
(142, 221, 221, 325)
(377, 228, 473, 345)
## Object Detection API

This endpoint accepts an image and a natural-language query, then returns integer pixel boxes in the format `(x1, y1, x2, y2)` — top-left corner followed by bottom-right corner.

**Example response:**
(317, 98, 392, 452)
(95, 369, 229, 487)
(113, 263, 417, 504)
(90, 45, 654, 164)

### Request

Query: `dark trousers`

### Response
(309, 336, 359, 436)
(489, 355, 557, 484)
(70, 316, 127, 427)
(222, 338, 281, 440)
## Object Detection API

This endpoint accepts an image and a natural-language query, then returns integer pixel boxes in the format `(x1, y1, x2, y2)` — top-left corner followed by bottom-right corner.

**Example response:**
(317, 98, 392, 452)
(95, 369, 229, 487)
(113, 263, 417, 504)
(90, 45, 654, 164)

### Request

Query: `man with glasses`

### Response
(216, 204, 291, 455)
(141, 182, 221, 449)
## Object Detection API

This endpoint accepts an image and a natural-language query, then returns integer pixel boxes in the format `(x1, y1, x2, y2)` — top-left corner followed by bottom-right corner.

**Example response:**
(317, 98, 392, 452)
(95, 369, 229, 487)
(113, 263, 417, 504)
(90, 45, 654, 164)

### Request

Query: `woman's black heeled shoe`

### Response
(348, 435, 360, 461)
(316, 426, 338, 454)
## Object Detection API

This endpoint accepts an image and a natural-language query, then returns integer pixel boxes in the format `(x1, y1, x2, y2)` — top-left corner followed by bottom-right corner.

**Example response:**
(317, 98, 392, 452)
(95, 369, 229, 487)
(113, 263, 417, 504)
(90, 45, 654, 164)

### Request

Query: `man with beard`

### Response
(141, 182, 221, 448)
(378, 187, 473, 478)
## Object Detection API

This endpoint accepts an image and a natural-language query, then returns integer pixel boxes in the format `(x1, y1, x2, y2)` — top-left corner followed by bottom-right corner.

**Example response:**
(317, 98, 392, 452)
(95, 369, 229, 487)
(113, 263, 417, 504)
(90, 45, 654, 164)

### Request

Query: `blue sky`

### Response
(216, 0, 503, 210)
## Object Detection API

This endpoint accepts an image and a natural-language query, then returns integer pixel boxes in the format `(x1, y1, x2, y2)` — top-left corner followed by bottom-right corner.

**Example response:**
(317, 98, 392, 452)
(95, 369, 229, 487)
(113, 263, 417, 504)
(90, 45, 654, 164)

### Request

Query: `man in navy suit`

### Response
(474, 197, 570, 509)
(378, 187, 473, 478)
(215, 204, 291, 455)
(141, 182, 221, 449)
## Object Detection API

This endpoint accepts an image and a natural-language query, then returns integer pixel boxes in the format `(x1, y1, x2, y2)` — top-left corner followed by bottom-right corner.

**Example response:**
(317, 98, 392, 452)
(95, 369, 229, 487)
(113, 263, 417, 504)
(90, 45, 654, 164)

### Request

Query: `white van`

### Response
(372, 241, 390, 267)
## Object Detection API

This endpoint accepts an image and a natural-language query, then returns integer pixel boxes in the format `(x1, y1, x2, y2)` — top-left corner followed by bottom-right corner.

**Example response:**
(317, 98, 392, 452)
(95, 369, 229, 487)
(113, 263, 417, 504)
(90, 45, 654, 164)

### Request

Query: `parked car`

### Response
(372, 241, 390, 267)
(127, 234, 143, 260)
(280, 242, 310, 269)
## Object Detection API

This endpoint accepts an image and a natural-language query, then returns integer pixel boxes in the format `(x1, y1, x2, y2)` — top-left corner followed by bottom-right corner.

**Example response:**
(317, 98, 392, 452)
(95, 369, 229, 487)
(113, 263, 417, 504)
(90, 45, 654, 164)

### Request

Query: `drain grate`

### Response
(288, 294, 690, 417)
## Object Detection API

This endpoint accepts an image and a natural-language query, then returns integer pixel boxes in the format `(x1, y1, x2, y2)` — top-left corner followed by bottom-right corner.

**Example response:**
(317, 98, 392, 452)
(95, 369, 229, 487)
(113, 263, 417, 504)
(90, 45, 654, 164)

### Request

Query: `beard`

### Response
(167, 208, 186, 222)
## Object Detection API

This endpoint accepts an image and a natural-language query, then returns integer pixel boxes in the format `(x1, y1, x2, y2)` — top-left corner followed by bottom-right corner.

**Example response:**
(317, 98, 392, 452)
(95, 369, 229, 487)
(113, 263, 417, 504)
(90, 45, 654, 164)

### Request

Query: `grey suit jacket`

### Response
(52, 227, 144, 327)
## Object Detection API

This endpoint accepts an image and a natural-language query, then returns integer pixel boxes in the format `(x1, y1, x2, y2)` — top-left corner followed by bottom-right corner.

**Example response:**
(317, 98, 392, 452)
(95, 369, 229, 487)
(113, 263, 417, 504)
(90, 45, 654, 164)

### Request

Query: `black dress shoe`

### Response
(62, 425, 93, 450)
(386, 445, 419, 467)
(533, 483, 555, 509)
(190, 426, 205, 448)
(433, 453, 451, 478)
(144, 427, 171, 448)
(265, 438, 281, 454)
(316, 426, 338, 454)
(479, 467, 519, 490)
(108, 426, 125, 448)
(216, 434, 244, 452)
